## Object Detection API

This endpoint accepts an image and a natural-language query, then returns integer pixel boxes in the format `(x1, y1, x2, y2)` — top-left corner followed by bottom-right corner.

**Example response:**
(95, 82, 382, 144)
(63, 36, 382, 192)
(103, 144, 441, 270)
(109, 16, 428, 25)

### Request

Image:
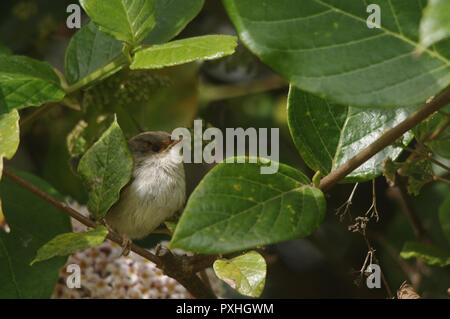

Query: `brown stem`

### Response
(319, 87, 450, 192)
(3, 169, 216, 299)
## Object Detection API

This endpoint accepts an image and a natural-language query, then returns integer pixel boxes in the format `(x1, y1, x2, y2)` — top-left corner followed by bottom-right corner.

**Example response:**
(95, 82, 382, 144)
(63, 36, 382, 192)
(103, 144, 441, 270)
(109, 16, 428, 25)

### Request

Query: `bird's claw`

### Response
(121, 235, 132, 256)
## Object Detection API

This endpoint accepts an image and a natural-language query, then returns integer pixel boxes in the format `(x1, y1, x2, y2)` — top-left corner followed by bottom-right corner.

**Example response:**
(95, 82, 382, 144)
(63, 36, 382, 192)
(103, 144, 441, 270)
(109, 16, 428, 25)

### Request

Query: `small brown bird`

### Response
(105, 131, 185, 253)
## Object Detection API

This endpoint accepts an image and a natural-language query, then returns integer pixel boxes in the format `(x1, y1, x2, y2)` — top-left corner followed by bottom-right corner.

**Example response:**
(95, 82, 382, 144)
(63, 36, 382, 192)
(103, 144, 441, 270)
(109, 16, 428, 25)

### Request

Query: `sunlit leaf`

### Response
(79, 0, 156, 45)
(31, 226, 108, 265)
(131, 35, 237, 69)
(400, 241, 450, 267)
(0, 109, 19, 180)
(213, 251, 266, 297)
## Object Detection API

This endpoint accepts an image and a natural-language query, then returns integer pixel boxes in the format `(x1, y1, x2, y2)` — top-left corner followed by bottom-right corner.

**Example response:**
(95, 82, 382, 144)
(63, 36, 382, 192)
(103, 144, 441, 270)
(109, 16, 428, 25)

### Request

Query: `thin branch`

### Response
(319, 87, 450, 192)
(365, 179, 380, 222)
(335, 182, 358, 222)
(3, 169, 216, 299)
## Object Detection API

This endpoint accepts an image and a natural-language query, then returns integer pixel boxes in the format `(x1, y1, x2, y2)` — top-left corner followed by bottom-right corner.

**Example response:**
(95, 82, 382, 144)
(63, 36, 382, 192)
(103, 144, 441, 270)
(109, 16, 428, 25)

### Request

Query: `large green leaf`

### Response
(170, 158, 326, 254)
(0, 55, 65, 113)
(213, 250, 266, 297)
(287, 86, 414, 182)
(420, 0, 450, 48)
(77, 119, 133, 219)
(0, 109, 19, 180)
(130, 35, 237, 69)
(31, 226, 108, 265)
(65, 0, 204, 85)
(439, 193, 450, 243)
(79, 0, 156, 45)
(0, 170, 71, 298)
(400, 241, 450, 267)
(64, 22, 125, 85)
(223, 0, 450, 108)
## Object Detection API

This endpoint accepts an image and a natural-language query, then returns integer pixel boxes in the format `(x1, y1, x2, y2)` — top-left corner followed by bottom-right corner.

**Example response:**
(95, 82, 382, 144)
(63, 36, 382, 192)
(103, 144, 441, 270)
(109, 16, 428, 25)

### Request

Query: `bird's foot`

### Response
(121, 234, 132, 256)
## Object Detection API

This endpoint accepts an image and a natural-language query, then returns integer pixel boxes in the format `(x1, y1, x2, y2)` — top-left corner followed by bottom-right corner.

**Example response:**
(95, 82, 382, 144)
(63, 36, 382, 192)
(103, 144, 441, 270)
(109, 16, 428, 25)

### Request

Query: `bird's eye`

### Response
(152, 145, 161, 152)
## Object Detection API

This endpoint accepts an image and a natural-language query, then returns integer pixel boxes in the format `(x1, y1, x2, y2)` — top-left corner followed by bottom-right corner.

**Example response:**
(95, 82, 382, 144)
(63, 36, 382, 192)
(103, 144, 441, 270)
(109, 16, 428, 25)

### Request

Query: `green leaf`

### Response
(0, 55, 65, 113)
(0, 169, 71, 298)
(287, 86, 414, 182)
(402, 158, 434, 196)
(142, 0, 204, 45)
(77, 119, 133, 219)
(223, 0, 450, 108)
(64, 22, 125, 85)
(213, 250, 266, 297)
(420, 0, 450, 48)
(31, 226, 108, 265)
(400, 241, 450, 267)
(439, 192, 450, 243)
(130, 35, 237, 69)
(79, 0, 156, 45)
(0, 109, 20, 180)
(170, 158, 326, 254)
(0, 109, 21, 158)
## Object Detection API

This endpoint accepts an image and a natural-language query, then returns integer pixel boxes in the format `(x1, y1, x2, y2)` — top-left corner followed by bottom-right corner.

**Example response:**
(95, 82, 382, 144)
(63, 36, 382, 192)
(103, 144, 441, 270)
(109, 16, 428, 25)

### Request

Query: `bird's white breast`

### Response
(105, 148, 185, 239)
